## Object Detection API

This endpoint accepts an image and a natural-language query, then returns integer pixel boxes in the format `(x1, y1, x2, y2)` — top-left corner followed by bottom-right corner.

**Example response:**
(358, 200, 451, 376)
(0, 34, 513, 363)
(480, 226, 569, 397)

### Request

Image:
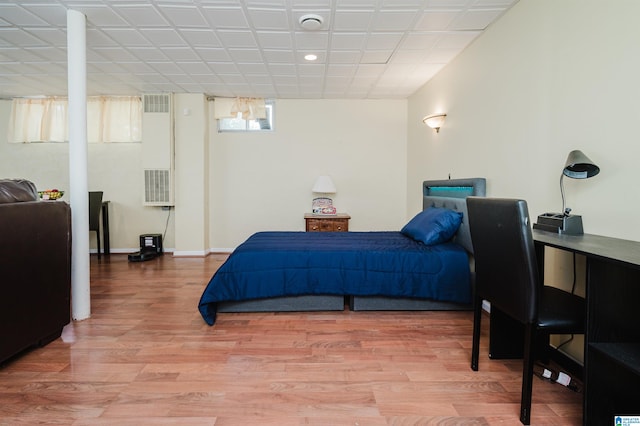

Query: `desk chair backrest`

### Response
(88, 191, 103, 231)
(467, 197, 540, 324)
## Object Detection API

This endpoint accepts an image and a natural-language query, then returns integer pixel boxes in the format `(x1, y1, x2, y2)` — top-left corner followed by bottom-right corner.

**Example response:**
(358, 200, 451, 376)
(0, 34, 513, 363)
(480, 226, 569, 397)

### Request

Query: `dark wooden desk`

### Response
(490, 230, 640, 423)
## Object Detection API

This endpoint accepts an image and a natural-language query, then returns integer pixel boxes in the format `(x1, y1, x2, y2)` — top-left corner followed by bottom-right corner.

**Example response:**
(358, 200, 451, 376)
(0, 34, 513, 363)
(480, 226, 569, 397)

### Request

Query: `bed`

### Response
(198, 177, 486, 326)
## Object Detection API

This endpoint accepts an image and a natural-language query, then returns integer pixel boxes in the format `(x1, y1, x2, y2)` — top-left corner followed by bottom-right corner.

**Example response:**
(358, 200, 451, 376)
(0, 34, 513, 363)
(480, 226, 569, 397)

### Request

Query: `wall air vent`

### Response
(142, 94, 174, 206)
(144, 169, 172, 205)
(143, 94, 170, 113)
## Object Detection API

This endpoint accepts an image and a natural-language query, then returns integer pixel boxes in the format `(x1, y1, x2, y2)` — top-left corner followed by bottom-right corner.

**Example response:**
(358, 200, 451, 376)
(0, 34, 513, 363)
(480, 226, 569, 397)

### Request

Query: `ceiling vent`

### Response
(299, 14, 324, 30)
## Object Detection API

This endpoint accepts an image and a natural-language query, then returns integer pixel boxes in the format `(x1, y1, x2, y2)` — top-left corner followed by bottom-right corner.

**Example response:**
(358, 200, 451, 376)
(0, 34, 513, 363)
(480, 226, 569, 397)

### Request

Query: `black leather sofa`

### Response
(0, 179, 72, 365)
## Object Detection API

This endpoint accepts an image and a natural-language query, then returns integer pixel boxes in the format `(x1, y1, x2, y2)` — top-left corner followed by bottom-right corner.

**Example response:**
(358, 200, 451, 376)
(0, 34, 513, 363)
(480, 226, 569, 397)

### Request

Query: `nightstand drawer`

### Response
(304, 214, 350, 232)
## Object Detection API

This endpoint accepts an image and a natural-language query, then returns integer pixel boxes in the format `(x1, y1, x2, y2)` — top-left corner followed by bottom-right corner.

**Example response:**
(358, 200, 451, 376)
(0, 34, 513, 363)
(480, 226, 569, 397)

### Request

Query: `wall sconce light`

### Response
(534, 150, 600, 235)
(422, 113, 447, 133)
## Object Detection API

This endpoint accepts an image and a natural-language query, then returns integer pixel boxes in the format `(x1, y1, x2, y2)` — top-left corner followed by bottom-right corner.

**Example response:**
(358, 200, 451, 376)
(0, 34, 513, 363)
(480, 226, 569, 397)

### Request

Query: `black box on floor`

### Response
(140, 233, 163, 255)
(128, 234, 163, 262)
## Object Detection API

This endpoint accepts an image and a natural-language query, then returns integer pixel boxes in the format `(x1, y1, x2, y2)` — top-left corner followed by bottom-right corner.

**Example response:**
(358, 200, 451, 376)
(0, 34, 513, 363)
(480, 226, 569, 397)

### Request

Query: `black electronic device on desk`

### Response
(533, 210, 584, 235)
(534, 149, 600, 236)
(128, 233, 163, 262)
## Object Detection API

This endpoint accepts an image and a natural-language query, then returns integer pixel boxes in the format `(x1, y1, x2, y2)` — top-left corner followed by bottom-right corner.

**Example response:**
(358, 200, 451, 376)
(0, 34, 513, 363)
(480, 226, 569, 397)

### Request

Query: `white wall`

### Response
(408, 0, 640, 363)
(1, 97, 407, 253)
(0, 100, 174, 253)
(408, 0, 640, 241)
(209, 98, 408, 250)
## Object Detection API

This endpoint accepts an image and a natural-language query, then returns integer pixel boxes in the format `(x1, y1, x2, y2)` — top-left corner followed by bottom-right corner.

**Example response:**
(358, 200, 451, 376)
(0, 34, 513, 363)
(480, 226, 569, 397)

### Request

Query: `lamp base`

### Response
(533, 213, 584, 235)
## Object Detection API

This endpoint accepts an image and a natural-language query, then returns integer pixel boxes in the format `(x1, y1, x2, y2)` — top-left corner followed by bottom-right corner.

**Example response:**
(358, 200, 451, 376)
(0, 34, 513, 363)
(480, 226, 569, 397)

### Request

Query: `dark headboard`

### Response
(422, 178, 486, 254)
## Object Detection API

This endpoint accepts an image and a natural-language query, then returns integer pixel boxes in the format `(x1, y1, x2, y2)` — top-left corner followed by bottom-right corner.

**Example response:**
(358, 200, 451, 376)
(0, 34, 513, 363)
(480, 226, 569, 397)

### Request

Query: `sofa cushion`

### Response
(0, 179, 38, 203)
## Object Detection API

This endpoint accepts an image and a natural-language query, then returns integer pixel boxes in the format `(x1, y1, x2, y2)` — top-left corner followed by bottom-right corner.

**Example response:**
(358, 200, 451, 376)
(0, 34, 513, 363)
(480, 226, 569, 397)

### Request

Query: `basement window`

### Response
(217, 99, 274, 132)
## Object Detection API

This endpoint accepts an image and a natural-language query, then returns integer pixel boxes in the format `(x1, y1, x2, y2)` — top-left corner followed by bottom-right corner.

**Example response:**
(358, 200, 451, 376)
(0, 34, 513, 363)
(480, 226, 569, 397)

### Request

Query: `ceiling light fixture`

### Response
(304, 54, 318, 61)
(299, 14, 324, 31)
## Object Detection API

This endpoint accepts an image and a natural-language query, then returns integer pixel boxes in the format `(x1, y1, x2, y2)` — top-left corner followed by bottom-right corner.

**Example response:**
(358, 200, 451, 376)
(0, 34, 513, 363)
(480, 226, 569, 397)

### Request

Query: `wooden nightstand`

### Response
(304, 213, 350, 232)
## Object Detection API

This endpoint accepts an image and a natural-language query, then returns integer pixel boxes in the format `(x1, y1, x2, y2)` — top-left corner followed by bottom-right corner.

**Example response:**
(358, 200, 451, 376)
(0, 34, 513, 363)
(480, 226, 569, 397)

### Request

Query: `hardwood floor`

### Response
(0, 254, 582, 425)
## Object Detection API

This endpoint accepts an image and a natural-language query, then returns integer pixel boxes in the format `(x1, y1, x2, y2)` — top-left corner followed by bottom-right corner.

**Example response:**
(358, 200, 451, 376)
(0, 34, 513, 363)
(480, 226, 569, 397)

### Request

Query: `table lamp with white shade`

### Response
(311, 175, 337, 215)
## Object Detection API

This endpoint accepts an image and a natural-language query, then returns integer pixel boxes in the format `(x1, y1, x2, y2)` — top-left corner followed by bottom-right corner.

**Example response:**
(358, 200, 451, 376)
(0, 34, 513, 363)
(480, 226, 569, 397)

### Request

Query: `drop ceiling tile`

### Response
(159, 47, 200, 61)
(140, 29, 187, 47)
(111, 4, 170, 26)
(177, 61, 213, 74)
(298, 63, 325, 76)
(293, 32, 329, 50)
(247, 8, 290, 30)
(256, 31, 293, 49)
(93, 47, 139, 62)
(0, 4, 50, 26)
(0, 48, 45, 62)
(101, 28, 152, 47)
(205, 62, 239, 74)
(27, 47, 65, 61)
(201, 6, 250, 29)
(118, 62, 157, 73)
(86, 29, 121, 47)
(179, 29, 222, 47)
(217, 30, 258, 48)
(326, 64, 356, 77)
(195, 48, 232, 62)
(414, 11, 459, 31)
(333, 10, 374, 31)
(361, 50, 393, 64)
(227, 48, 263, 62)
(401, 33, 440, 50)
(330, 33, 367, 50)
(148, 62, 185, 74)
(157, 4, 209, 28)
(72, 5, 130, 27)
(366, 32, 403, 50)
(13, 4, 67, 27)
(220, 74, 247, 84)
(236, 63, 269, 74)
(26, 28, 67, 46)
(128, 47, 170, 61)
(87, 61, 128, 73)
(329, 50, 362, 64)
(0, 29, 46, 46)
(268, 63, 297, 75)
(371, 10, 418, 31)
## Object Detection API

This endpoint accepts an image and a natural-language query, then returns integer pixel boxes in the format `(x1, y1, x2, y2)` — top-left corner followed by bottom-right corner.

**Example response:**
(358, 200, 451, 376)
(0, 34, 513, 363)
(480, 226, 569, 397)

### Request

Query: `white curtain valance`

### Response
(7, 96, 142, 143)
(214, 97, 266, 120)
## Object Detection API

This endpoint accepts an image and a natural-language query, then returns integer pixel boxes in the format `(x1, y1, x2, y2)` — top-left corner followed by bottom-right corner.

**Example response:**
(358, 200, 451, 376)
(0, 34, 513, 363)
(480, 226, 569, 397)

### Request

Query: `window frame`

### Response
(217, 99, 275, 132)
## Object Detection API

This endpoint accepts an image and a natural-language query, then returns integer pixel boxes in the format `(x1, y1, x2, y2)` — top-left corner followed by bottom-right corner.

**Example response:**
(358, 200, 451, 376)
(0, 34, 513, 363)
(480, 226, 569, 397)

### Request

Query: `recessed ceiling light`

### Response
(299, 14, 324, 31)
(304, 54, 318, 61)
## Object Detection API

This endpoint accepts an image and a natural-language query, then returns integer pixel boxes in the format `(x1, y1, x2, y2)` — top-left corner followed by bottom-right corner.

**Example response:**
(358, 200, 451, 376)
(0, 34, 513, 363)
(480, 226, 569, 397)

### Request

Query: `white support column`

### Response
(67, 9, 90, 321)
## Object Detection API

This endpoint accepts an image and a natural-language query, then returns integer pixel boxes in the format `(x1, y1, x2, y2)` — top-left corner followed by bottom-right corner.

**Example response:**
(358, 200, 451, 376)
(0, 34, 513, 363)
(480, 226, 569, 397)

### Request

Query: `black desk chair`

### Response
(88, 191, 104, 259)
(466, 197, 585, 425)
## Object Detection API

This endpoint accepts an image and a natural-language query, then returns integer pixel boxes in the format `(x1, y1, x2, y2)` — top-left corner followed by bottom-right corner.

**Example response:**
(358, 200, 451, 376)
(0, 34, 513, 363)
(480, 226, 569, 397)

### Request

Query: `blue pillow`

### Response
(401, 207, 463, 246)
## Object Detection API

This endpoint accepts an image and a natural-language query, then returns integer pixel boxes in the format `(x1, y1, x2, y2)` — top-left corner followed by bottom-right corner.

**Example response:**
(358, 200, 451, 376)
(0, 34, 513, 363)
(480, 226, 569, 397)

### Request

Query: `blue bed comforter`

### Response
(198, 231, 471, 325)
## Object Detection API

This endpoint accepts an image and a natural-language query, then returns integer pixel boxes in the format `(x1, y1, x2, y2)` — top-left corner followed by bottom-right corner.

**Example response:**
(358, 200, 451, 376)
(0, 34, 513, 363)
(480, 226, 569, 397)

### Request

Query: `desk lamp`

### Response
(534, 150, 600, 235)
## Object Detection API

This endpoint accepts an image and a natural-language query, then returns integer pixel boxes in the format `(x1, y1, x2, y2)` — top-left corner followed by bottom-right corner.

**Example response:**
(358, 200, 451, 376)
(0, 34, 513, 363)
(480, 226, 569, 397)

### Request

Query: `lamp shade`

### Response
(563, 150, 600, 179)
(312, 175, 336, 193)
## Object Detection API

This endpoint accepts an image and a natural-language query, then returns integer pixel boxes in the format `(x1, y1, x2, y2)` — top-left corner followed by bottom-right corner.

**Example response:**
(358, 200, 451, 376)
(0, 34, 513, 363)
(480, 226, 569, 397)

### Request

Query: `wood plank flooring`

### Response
(0, 254, 582, 425)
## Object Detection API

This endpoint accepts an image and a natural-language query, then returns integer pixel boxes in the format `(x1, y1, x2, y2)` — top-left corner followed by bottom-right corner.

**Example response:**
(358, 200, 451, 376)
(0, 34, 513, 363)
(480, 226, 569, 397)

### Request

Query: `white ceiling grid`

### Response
(0, 0, 518, 99)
